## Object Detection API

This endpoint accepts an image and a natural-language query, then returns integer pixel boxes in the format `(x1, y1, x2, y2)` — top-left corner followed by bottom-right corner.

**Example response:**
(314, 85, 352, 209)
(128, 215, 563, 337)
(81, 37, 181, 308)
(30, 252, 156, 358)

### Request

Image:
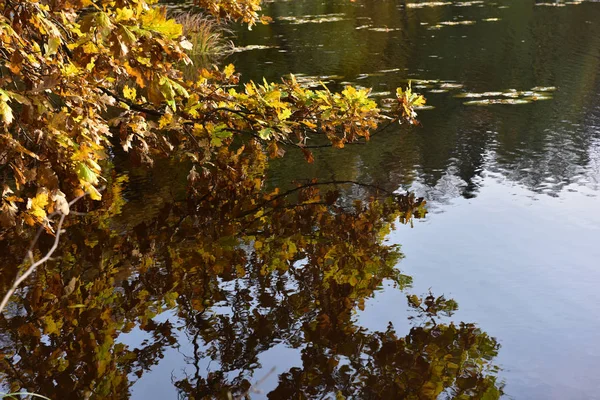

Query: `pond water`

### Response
(228, 0, 600, 398)
(1, 0, 600, 399)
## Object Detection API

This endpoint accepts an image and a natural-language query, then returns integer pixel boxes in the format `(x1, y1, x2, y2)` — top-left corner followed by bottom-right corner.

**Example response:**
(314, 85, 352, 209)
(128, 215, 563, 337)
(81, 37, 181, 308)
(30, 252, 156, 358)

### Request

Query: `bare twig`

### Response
(234, 367, 276, 400)
(0, 214, 66, 314)
(0, 189, 99, 314)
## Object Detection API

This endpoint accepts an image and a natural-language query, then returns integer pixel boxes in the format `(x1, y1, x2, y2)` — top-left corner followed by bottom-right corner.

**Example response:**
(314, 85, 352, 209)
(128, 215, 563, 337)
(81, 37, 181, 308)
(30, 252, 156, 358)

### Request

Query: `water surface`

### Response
(1, 0, 600, 399)
(228, 0, 600, 398)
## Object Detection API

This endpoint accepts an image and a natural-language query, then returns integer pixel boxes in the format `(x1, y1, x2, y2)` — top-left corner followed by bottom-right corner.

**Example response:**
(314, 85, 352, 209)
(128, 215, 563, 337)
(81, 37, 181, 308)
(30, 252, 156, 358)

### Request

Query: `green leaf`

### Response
(141, 8, 183, 39)
(481, 385, 501, 400)
(169, 79, 189, 98)
(0, 99, 13, 125)
(77, 162, 98, 184)
(258, 128, 273, 140)
(46, 36, 61, 56)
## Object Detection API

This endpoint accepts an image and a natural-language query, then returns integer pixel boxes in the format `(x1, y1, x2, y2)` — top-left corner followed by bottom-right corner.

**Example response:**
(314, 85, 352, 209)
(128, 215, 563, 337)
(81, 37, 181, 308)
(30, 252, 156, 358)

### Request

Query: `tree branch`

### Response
(0, 190, 98, 314)
(236, 179, 392, 219)
(0, 213, 66, 314)
(98, 87, 164, 117)
(234, 367, 276, 400)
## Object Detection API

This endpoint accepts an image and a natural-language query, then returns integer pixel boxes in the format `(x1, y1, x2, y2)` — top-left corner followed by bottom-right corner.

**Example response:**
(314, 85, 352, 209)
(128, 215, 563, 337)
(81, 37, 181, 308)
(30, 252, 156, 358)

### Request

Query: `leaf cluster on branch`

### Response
(0, 2, 505, 399)
(0, 0, 425, 234)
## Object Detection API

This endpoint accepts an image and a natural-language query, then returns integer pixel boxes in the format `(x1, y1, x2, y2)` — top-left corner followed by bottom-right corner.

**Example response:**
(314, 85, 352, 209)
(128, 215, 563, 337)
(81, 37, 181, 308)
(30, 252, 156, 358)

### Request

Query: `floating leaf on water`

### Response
(233, 45, 279, 52)
(482, 18, 501, 22)
(523, 95, 553, 101)
(377, 68, 402, 73)
(519, 91, 536, 97)
(370, 91, 392, 97)
(319, 75, 344, 80)
(531, 86, 557, 92)
(278, 14, 347, 24)
(454, 0, 485, 6)
(464, 99, 531, 105)
(355, 25, 372, 30)
(405, 78, 440, 85)
(439, 82, 464, 89)
(428, 20, 476, 30)
(406, 2, 452, 8)
(455, 91, 503, 98)
(356, 73, 383, 80)
(502, 91, 520, 98)
(369, 27, 401, 32)
(456, 85, 555, 104)
(440, 20, 476, 26)
(534, 1, 582, 6)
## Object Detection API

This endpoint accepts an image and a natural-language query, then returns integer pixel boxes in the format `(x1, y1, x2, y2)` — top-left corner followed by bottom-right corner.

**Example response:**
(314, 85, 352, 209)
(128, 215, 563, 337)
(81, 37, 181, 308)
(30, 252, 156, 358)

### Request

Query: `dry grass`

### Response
(175, 12, 233, 62)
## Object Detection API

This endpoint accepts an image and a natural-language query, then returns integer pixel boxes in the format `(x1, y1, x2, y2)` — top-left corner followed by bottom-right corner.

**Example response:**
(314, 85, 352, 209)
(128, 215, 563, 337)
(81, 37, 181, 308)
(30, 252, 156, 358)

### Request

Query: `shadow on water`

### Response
(0, 141, 502, 398)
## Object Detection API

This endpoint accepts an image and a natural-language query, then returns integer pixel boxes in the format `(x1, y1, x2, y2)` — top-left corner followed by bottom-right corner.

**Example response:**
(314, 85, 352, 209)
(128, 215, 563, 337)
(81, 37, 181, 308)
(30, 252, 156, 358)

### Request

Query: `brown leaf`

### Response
(301, 148, 314, 163)
(8, 51, 24, 74)
(268, 141, 285, 158)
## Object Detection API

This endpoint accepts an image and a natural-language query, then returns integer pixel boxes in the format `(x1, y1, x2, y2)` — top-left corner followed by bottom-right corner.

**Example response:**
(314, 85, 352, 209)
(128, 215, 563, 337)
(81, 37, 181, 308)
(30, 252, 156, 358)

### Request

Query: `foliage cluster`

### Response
(0, 0, 425, 235)
(0, 146, 503, 398)
(0, 0, 502, 398)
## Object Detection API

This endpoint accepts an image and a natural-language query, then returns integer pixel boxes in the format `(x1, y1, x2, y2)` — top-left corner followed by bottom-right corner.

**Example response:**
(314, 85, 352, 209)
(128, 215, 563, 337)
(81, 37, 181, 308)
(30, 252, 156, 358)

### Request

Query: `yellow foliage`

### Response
(0, 0, 424, 234)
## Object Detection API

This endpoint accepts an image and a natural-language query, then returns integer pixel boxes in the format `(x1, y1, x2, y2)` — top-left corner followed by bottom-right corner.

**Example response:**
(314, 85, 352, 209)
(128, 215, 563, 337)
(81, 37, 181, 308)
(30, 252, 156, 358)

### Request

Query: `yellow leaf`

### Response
(43, 316, 62, 335)
(302, 120, 317, 129)
(82, 42, 97, 54)
(84, 183, 102, 201)
(277, 108, 292, 121)
(46, 36, 61, 56)
(86, 58, 96, 72)
(0, 99, 13, 125)
(123, 85, 137, 101)
(159, 112, 173, 129)
(224, 64, 235, 78)
(26, 189, 49, 224)
(61, 63, 80, 77)
(76, 162, 98, 184)
(141, 7, 183, 39)
(116, 7, 135, 22)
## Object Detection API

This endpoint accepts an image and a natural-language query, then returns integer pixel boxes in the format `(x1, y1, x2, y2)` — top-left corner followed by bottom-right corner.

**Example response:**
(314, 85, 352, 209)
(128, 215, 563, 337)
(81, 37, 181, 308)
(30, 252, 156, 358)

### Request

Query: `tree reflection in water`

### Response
(0, 142, 502, 399)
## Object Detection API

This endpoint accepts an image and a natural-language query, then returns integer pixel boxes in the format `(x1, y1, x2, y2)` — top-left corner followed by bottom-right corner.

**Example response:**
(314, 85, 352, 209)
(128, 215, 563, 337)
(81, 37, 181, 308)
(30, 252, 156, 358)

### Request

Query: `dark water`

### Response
(2, 0, 600, 399)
